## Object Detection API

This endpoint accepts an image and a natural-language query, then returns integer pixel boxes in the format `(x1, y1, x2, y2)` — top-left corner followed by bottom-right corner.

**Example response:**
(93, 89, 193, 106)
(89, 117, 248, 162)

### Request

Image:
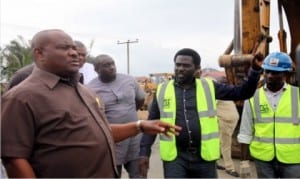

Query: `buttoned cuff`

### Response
(237, 133, 252, 144)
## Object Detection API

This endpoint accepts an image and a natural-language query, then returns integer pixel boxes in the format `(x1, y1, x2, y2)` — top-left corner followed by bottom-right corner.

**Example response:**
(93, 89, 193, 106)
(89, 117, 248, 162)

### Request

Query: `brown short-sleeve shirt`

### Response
(1, 67, 117, 178)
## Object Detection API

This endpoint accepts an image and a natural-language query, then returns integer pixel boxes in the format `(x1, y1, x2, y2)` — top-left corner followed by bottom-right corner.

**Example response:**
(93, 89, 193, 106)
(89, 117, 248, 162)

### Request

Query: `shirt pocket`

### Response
(114, 86, 135, 105)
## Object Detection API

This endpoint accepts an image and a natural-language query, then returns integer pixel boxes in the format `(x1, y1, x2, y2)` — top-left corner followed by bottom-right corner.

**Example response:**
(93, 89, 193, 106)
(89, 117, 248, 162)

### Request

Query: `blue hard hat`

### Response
(262, 52, 292, 72)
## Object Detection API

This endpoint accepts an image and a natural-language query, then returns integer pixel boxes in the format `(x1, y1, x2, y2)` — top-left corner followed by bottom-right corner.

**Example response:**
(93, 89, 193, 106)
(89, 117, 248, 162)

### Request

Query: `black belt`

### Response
(178, 147, 198, 154)
(177, 146, 199, 153)
(187, 147, 198, 154)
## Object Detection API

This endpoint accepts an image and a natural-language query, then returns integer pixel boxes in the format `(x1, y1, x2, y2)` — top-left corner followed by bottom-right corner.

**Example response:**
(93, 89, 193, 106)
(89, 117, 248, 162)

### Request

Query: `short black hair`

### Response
(173, 48, 201, 67)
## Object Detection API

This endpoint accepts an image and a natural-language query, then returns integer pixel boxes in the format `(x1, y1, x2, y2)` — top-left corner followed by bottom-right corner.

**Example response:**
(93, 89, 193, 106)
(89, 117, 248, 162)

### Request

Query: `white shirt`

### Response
(237, 83, 287, 144)
(79, 63, 98, 84)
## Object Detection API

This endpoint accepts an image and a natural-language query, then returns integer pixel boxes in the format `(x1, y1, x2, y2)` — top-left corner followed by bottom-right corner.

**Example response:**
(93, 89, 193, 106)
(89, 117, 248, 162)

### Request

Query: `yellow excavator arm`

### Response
(219, 0, 299, 86)
(218, 0, 300, 158)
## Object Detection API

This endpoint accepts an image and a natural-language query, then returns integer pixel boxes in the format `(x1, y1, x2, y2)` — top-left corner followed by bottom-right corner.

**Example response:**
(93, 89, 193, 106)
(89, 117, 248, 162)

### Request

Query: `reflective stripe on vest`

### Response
(249, 85, 300, 163)
(157, 79, 220, 161)
(253, 86, 300, 124)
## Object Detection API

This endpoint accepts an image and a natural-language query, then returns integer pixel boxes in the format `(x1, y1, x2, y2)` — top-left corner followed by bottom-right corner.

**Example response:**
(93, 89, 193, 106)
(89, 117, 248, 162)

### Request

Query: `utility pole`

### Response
(117, 39, 138, 74)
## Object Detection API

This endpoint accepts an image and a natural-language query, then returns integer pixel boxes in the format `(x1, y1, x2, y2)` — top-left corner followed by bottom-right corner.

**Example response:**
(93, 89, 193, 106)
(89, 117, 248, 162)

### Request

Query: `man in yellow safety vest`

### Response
(139, 48, 263, 178)
(238, 52, 300, 178)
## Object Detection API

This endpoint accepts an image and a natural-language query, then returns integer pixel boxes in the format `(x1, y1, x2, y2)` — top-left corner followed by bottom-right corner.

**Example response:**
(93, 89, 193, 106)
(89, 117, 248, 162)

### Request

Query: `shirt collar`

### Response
(263, 82, 287, 93)
(31, 67, 80, 89)
(174, 78, 196, 89)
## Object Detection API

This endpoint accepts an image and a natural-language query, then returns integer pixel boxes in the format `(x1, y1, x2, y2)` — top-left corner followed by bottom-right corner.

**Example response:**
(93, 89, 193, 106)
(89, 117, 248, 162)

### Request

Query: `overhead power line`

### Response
(117, 39, 139, 74)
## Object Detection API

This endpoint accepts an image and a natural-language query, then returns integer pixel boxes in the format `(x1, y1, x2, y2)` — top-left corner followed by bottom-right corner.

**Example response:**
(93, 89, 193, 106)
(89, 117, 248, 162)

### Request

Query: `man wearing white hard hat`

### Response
(238, 52, 300, 178)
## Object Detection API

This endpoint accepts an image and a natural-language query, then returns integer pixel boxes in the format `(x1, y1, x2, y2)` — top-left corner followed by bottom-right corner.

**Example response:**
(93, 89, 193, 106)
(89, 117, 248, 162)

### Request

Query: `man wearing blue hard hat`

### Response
(238, 52, 300, 178)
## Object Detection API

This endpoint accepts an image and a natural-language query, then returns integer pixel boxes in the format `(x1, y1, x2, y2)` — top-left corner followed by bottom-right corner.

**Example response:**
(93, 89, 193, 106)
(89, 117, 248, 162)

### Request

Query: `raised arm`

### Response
(215, 53, 264, 100)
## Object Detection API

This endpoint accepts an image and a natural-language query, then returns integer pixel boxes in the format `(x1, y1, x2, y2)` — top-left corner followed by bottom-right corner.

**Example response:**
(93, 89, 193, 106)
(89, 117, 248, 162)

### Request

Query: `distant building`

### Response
(201, 68, 225, 80)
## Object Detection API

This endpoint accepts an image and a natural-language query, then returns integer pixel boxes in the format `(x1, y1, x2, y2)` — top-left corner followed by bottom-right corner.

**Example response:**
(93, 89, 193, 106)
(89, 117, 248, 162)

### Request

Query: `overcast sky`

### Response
(1, 0, 284, 76)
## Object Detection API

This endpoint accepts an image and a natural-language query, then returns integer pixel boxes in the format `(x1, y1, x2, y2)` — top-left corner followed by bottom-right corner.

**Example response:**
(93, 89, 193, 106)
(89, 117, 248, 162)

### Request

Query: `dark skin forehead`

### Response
(98, 55, 113, 65)
(175, 55, 196, 67)
(31, 29, 73, 49)
(94, 55, 114, 68)
(175, 55, 193, 61)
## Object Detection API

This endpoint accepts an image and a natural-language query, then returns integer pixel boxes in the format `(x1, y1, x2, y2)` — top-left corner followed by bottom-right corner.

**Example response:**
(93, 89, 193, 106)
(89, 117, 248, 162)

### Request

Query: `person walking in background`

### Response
(216, 97, 240, 177)
(139, 48, 263, 178)
(238, 52, 300, 178)
(216, 76, 240, 177)
(1, 29, 181, 178)
(88, 54, 146, 178)
(74, 40, 90, 84)
(78, 40, 97, 84)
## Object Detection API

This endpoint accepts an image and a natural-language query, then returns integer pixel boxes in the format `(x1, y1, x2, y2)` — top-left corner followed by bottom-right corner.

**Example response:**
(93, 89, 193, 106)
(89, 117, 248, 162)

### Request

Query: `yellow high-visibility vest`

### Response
(156, 78, 220, 161)
(249, 85, 300, 163)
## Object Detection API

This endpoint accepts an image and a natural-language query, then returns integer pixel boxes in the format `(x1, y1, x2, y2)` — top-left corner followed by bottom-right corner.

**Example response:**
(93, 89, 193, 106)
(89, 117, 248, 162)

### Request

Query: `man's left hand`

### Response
(251, 52, 264, 70)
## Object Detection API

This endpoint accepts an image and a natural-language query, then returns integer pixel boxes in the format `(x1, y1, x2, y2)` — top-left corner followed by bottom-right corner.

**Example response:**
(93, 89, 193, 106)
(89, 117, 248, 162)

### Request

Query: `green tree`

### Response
(0, 36, 33, 83)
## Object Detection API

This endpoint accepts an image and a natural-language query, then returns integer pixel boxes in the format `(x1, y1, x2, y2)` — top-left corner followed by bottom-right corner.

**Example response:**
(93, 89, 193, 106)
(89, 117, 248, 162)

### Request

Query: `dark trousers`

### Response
(116, 159, 140, 178)
(255, 158, 300, 178)
(163, 149, 217, 178)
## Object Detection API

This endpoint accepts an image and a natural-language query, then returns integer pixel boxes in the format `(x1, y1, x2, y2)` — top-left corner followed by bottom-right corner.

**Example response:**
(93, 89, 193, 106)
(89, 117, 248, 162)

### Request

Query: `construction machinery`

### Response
(219, 0, 299, 87)
(136, 73, 174, 120)
(137, 0, 300, 149)
(218, 0, 300, 157)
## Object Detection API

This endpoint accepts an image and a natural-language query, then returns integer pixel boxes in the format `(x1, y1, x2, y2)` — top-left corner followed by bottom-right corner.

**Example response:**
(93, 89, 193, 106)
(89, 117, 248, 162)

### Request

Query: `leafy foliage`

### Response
(0, 36, 33, 83)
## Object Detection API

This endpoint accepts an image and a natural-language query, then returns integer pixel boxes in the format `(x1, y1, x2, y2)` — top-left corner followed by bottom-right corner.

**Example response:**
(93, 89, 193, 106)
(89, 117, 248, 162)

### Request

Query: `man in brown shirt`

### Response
(1, 29, 180, 178)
